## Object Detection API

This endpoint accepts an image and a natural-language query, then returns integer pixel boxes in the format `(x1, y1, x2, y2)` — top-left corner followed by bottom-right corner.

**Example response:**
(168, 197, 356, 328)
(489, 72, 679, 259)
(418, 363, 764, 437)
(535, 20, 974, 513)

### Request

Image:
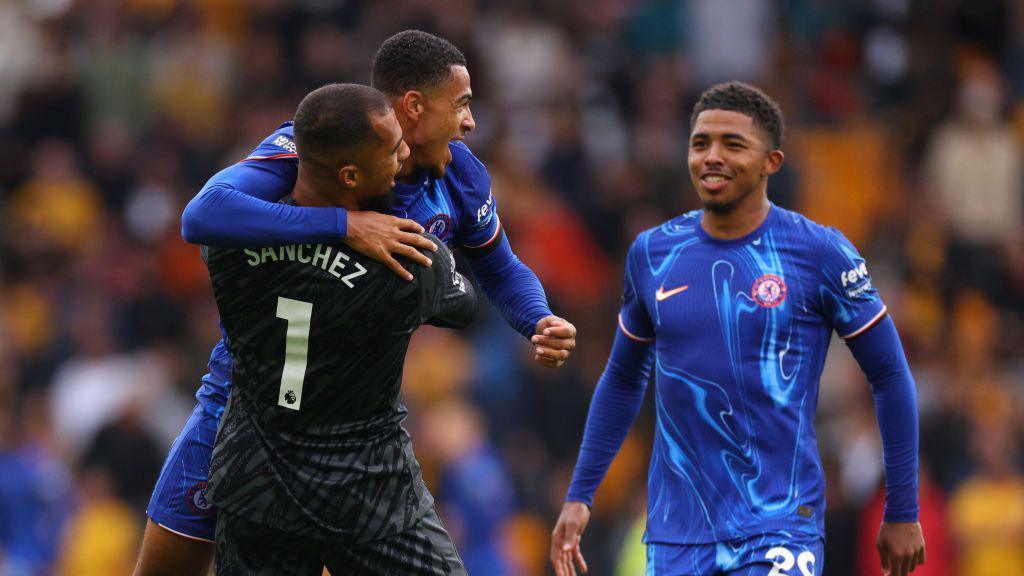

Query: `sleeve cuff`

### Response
(883, 507, 919, 523)
(336, 208, 348, 239)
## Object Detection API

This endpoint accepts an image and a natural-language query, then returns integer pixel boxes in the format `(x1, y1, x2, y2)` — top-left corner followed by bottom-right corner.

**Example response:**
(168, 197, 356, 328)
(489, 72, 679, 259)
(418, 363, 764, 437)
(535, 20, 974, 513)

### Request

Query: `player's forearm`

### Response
(565, 330, 653, 505)
(465, 234, 552, 337)
(846, 315, 920, 522)
(182, 184, 346, 247)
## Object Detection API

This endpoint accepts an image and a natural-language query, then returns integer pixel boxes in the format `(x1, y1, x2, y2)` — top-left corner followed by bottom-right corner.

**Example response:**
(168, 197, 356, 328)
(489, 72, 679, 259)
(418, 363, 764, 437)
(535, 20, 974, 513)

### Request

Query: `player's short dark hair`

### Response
(293, 83, 391, 167)
(371, 30, 467, 96)
(691, 82, 785, 149)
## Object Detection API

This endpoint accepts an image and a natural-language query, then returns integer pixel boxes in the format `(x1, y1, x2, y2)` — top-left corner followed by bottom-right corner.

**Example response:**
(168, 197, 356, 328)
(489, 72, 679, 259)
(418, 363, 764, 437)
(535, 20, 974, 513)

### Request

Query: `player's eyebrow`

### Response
(690, 132, 751, 143)
(722, 133, 750, 142)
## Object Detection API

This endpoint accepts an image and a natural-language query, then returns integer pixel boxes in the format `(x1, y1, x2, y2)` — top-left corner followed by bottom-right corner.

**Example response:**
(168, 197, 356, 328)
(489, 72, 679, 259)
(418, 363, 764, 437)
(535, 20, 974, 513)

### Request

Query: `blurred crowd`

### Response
(0, 1, 1022, 575)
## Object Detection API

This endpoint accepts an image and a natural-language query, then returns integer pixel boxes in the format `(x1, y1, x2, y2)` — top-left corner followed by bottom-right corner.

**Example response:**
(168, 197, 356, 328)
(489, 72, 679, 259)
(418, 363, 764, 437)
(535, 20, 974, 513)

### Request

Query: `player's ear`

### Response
(762, 149, 784, 176)
(338, 165, 360, 188)
(398, 90, 426, 121)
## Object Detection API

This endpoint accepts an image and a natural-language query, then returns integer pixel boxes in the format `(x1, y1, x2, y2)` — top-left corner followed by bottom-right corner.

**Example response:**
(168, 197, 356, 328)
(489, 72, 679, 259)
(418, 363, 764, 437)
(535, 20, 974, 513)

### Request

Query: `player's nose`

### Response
(462, 108, 476, 133)
(703, 142, 726, 166)
(398, 140, 411, 163)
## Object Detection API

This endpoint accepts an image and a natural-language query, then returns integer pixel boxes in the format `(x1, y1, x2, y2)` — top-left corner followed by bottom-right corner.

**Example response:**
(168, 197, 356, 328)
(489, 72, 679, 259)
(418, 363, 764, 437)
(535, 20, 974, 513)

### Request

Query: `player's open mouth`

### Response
(700, 173, 731, 191)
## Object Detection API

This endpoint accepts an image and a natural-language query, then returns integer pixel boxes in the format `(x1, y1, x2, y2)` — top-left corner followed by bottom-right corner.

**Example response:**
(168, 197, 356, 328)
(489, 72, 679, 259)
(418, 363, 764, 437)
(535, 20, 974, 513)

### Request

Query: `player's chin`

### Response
(698, 191, 736, 213)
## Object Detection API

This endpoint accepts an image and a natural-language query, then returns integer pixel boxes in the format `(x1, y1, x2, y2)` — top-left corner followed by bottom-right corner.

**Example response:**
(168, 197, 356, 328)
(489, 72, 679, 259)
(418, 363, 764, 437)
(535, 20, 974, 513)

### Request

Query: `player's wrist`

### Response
(882, 508, 919, 523)
(336, 207, 348, 239)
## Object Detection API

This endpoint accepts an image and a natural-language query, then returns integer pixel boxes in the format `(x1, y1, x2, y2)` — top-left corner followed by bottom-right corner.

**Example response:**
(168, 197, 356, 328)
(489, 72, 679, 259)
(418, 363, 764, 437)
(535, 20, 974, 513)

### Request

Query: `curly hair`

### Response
(690, 82, 785, 149)
(371, 30, 467, 96)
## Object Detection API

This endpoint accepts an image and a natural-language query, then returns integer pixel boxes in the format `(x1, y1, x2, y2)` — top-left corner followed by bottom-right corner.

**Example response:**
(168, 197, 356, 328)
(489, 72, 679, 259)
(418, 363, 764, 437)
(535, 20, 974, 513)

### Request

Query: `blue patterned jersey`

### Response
(194, 123, 503, 415)
(620, 205, 886, 544)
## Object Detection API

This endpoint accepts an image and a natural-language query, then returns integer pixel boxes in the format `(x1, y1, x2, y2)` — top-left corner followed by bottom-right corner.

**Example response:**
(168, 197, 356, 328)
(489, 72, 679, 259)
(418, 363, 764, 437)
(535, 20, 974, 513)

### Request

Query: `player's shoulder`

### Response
(243, 121, 298, 161)
(624, 211, 702, 270)
(445, 140, 490, 193)
(635, 210, 702, 247)
(772, 206, 855, 251)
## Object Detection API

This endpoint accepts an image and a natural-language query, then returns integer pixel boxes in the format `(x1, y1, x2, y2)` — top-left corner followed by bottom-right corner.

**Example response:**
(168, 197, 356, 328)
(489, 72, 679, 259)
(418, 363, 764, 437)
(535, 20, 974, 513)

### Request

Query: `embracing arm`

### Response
(181, 160, 434, 278)
(181, 161, 345, 247)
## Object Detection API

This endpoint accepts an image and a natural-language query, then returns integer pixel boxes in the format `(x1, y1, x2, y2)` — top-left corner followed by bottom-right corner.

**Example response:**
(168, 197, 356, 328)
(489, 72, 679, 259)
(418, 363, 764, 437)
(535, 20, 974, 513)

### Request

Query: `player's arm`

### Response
(551, 243, 653, 576)
(464, 231, 575, 366)
(181, 130, 434, 279)
(453, 148, 575, 366)
(418, 235, 478, 329)
(845, 317, 926, 576)
(818, 228, 925, 576)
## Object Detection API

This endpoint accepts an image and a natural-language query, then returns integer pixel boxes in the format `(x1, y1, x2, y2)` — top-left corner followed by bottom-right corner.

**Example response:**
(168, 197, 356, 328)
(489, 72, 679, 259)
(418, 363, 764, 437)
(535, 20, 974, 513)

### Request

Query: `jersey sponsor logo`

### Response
(840, 262, 873, 298)
(752, 274, 787, 308)
(186, 481, 214, 515)
(655, 284, 689, 301)
(476, 193, 494, 224)
(271, 135, 297, 153)
(426, 213, 452, 241)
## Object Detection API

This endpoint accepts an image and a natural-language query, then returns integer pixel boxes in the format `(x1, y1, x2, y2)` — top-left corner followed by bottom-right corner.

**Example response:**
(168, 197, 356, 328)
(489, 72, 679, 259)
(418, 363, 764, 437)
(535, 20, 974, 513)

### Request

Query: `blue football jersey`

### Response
(195, 124, 500, 415)
(620, 205, 886, 544)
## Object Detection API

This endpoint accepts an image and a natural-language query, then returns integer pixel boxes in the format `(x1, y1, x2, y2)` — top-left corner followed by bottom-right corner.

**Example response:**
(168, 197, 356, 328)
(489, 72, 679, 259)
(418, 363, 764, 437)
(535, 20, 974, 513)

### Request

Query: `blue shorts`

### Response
(647, 533, 824, 576)
(146, 403, 220, 542)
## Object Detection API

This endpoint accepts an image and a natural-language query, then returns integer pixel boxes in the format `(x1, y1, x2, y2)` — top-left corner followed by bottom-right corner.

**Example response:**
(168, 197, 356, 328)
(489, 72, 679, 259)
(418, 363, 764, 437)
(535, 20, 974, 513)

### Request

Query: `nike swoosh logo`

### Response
(655, 285, 689, 301)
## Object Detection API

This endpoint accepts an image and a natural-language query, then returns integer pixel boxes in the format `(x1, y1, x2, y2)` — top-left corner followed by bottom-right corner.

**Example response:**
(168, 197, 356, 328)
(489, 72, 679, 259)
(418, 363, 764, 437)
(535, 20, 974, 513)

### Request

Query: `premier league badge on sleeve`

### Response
(752, 274, 787, 308)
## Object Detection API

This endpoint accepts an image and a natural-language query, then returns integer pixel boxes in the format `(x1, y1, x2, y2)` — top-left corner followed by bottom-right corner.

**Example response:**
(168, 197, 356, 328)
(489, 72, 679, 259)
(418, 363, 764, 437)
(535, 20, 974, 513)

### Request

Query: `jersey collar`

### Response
(694, 203, 778, 247)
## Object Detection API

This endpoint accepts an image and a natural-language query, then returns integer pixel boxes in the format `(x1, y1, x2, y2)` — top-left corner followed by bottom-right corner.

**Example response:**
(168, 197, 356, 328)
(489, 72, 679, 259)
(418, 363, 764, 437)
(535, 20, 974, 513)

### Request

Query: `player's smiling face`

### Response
(404, 65, 475, 179)
(688, 109, 783, 214)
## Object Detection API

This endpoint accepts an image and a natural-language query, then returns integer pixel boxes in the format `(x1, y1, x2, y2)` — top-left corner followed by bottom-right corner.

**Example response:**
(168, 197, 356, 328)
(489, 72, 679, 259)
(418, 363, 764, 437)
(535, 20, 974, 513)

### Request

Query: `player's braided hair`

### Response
(371, 30, 467, 96)
(293, 83, 391, 166)
(691, 82, 785, 149)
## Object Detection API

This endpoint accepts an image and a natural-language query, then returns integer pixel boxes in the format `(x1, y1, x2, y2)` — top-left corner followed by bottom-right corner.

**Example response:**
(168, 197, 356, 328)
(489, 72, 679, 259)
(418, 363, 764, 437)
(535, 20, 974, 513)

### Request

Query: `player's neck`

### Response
(292, 172, 358, 211)
(700, 192, 771, 240)
(395, 160, 419, 184)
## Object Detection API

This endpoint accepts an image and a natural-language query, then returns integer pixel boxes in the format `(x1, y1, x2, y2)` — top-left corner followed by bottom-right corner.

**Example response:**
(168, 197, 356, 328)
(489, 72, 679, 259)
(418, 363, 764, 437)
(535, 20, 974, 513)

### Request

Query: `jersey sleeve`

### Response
(815, 227, 887, 340)
(180, 122, 349, 247)
(449, 142, 502, 257)
(417, 234, 478, 329)
(618, 236, 654, 342)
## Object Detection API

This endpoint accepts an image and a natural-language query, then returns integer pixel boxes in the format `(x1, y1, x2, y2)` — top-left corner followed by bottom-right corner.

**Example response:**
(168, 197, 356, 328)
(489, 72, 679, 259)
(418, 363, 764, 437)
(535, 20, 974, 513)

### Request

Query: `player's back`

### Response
(204, 225, 476, 542)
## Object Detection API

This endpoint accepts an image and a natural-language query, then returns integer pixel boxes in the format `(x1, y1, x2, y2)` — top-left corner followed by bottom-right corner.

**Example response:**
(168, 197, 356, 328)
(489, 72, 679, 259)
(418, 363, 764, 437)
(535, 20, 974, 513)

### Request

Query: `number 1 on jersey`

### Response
(276, 297, 313, 411)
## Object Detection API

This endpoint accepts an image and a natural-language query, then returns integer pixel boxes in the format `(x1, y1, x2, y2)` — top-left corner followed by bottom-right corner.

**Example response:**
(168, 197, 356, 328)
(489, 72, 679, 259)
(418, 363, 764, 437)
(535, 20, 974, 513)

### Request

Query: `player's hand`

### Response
(877, 522, 925, 576)
(551, 501, 590, 576)
(344, 211, 437, 281)
(532, 315, 576, 368)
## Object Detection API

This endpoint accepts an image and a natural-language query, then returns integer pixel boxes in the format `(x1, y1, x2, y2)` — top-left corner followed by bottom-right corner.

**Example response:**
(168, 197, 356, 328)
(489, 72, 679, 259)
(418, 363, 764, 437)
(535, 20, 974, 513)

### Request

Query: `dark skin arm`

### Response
(345, 211, 437, 280)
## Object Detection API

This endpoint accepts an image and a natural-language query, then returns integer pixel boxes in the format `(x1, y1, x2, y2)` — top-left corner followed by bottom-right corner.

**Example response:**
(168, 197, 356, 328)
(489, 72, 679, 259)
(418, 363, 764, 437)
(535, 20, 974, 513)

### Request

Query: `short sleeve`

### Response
(618, 236, 654, 342)
(816, 227, 887, 339)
